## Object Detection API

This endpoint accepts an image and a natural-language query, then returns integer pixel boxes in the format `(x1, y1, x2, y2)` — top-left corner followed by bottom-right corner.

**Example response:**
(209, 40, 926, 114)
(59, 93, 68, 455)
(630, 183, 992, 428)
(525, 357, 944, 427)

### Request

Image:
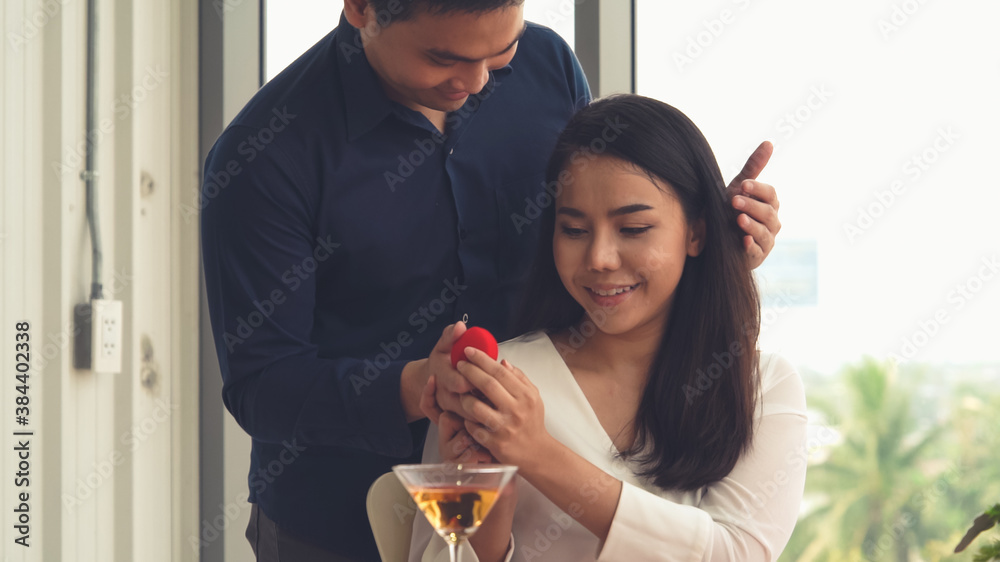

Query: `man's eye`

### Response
(429, 57, 455, 67)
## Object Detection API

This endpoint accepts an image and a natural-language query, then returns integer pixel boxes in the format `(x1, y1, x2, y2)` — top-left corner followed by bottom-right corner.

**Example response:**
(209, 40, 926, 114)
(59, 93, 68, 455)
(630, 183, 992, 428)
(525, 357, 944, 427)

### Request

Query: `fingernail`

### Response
(733, 196, 745, 209)
(743, 180, 753, 192)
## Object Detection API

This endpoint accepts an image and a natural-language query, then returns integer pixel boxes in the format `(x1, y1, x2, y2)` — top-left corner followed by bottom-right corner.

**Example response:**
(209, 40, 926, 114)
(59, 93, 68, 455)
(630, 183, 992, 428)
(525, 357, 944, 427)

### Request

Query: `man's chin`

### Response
(423, 96, 468, 113)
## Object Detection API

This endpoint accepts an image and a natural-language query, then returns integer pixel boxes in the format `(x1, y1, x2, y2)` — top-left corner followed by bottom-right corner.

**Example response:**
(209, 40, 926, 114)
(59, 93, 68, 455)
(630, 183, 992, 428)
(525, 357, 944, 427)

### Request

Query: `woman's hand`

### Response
(422, 375, 516, 562)
(455, 348, 554, 472)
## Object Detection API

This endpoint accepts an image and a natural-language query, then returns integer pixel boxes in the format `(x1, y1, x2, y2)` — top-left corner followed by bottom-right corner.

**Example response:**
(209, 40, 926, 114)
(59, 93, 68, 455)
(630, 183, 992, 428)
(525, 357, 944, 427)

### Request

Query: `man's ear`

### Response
(686, 218, 706, 257)
(343, 0, 370, 29)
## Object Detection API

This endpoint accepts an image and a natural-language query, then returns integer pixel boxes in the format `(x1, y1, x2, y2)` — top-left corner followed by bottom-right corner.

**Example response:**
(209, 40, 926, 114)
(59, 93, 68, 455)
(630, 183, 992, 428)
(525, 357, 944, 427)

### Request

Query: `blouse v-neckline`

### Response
(535, 332, 630, 457)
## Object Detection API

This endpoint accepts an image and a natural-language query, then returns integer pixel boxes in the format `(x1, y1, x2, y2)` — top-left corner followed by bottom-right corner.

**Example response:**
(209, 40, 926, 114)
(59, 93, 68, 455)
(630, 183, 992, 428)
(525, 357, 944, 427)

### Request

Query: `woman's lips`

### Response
(584, 284, 639, 307)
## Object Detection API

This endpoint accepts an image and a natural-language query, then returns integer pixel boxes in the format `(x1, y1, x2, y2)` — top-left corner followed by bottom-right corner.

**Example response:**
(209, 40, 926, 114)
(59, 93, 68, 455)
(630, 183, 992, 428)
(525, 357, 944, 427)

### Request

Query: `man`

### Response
(201, 0, 781, 559)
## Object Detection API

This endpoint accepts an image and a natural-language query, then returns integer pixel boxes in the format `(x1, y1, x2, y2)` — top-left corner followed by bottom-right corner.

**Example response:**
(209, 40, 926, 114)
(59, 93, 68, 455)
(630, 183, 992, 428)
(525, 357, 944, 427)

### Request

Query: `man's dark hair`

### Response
(367, 0, 525, 23)
(515, 94, 762, 491)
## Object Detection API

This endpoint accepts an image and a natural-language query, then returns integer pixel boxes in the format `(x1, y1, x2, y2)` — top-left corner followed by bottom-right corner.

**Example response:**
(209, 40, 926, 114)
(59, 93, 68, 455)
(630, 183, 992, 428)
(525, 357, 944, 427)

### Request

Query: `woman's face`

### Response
(553, 155, 704, 340)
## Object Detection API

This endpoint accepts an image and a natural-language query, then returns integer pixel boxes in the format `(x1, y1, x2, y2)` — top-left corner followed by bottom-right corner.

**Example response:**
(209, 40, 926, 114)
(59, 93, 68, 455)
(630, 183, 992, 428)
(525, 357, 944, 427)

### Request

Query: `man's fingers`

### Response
(437, 367, 473, 395)
(420, 376, 443, 424)
(733, 189, 780, 234)
(433, 321, 466, 353)
(740, 180, 780, 212)
(435, 387, 465, 416)
(728, 141, 773, 193)
(738, 215, 772, 269)
(438, 411, 465, 437)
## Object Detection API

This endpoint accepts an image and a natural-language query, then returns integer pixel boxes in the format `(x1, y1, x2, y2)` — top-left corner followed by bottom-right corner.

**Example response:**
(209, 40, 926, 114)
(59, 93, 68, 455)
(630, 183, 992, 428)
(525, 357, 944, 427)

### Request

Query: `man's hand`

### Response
(728, 141, 781, 269)
(400, 322, 474, 422)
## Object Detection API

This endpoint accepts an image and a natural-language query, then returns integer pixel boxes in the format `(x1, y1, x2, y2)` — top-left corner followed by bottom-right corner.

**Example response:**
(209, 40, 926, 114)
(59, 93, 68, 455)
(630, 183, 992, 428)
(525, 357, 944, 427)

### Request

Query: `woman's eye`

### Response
(621, 226, 652, 236)
(560, 225, 587, 237)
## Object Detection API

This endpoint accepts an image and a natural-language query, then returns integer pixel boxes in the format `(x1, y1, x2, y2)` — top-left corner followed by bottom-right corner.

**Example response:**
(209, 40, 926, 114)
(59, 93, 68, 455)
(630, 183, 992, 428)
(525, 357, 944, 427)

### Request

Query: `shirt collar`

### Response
(335, 13, 396, 142)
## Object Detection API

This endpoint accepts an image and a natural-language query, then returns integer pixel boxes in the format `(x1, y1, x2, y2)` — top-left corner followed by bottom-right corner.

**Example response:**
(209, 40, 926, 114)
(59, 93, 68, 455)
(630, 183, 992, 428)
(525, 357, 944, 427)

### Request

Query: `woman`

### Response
(409, 95, 807, 562)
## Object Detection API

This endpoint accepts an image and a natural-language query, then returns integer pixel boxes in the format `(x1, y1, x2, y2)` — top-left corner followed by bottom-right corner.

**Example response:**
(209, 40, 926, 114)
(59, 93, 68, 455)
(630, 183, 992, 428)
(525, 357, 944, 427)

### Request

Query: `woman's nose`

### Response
(586, 231, 621, 272)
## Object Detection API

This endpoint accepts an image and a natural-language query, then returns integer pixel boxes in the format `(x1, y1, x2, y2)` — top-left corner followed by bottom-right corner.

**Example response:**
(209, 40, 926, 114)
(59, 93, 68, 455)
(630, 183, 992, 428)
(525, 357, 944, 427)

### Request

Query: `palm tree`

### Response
(780, 358, 946, 562)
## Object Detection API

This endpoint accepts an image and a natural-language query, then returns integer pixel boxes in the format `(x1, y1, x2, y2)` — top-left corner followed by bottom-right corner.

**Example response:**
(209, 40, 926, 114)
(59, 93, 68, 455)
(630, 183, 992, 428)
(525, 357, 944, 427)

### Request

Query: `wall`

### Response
(0, 0, 199, 560)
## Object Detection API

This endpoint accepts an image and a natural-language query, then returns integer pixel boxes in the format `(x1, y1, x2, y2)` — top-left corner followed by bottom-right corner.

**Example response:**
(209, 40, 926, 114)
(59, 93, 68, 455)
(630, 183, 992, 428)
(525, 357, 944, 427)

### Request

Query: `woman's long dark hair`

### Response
(515, 94, 761, 490)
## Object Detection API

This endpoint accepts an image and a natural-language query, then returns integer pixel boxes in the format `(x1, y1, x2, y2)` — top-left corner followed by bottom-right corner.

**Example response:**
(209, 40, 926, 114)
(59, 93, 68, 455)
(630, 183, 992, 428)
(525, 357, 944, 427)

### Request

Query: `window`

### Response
(636, 3, 1000, 559)
(265, 1, 574, 81)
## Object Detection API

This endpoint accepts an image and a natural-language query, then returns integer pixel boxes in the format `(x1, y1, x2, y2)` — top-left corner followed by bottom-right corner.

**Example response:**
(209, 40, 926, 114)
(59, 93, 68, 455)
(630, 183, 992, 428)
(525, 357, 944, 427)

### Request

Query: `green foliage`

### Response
(779, 359, 1000, 562)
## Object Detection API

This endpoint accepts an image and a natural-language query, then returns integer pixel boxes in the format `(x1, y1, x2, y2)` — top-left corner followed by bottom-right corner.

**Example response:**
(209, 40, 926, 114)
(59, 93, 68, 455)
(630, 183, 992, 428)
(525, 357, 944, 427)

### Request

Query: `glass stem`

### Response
(448, 540, 460, 562)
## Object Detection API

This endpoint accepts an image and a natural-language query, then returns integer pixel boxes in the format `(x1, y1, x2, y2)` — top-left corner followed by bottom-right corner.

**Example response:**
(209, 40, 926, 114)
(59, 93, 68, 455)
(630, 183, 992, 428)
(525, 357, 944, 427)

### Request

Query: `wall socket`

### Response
(73, 299, 123, 373)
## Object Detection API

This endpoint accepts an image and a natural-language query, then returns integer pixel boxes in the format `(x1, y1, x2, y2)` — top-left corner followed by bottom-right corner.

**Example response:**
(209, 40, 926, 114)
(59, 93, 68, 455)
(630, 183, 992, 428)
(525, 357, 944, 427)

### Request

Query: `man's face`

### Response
(358, 4, 526, 113)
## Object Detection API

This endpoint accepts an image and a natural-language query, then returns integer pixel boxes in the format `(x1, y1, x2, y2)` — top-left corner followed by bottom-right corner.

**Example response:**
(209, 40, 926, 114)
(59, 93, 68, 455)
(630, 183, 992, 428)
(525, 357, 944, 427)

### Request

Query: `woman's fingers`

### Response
(457, 348, 523, 402)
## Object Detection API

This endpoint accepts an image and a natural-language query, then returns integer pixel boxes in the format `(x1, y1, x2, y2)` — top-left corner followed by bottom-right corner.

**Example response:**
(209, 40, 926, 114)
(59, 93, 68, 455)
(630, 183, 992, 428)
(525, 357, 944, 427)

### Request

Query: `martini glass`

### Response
(393, 463, 518, 562)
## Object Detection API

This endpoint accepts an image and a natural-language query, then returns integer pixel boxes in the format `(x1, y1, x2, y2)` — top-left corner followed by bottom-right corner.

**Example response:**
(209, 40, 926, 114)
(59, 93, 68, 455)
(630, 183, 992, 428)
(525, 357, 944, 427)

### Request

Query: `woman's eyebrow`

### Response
(608, 204, 654, 217)
(556, 204, 654, 218)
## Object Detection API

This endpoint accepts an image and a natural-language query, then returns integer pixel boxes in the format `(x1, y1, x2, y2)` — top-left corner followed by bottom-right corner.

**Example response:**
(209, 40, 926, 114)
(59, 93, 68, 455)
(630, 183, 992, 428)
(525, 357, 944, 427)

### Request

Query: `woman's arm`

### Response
(457, 349, 808, 561)
(407, 377, 516, 562)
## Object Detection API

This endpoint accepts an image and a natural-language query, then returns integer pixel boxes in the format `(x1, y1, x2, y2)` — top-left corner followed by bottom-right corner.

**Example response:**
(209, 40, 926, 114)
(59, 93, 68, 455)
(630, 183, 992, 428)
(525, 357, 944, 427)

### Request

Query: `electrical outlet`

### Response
(91, 299, 123, 374)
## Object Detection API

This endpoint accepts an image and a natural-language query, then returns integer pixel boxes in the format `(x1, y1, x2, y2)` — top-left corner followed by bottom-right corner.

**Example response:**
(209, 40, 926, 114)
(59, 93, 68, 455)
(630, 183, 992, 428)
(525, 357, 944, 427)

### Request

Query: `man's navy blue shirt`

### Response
(202, 14, 590, 559)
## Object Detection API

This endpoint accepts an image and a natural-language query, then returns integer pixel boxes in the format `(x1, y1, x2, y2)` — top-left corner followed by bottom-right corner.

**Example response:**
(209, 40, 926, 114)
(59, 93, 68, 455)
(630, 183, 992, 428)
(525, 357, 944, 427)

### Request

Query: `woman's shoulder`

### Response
(497, 330, 552, 360)
(756, 351, 807, 416)
(496, 331, 567, 382)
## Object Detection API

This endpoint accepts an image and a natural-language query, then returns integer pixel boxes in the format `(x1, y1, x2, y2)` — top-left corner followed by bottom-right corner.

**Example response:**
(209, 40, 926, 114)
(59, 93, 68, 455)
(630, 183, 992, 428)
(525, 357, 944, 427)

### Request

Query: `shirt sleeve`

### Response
(201, 125, 414, 457)
(597, 355, 808, 561)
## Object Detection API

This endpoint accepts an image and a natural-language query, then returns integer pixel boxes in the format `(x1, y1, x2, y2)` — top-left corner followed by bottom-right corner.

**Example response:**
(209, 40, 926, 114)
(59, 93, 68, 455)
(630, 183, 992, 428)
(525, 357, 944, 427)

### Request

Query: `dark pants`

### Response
(247, 503, 364, 562)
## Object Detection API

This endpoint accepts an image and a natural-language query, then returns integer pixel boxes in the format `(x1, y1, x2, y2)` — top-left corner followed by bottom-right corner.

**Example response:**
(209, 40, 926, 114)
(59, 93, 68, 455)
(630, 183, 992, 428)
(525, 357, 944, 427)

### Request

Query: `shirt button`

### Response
(449, 148, 454, 155)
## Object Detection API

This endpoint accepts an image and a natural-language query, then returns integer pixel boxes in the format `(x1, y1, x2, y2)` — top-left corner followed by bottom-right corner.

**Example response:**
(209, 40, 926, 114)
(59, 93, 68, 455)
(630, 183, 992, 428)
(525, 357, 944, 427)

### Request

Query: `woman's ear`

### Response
(343, 0, 370, 29)
(686, 218, 706, 257)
